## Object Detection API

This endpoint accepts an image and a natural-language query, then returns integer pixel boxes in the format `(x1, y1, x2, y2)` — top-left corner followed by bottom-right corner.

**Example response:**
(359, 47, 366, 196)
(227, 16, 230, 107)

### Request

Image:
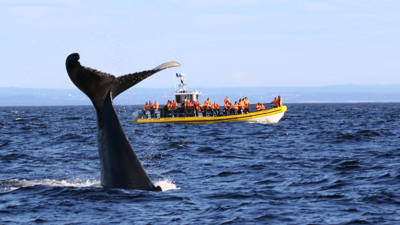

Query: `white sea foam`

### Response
(1, 178, 179, 192)
(155, 179, 180, 191)
(0, 178, 100, 193)
(20, 178, 100, 188)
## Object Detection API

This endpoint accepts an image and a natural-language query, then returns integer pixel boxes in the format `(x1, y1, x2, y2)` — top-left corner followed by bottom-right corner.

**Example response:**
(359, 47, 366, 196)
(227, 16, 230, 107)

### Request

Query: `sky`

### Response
(1, 0, 399, 89)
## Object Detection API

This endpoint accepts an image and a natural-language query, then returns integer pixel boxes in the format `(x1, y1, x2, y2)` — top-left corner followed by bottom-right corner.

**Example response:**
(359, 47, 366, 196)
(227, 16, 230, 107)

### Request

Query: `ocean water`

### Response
(0, 103, 399, 224)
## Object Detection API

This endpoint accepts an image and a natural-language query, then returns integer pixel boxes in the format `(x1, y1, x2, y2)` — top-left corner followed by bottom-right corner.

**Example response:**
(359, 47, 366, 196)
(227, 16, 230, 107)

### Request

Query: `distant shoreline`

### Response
(1, 102, 399, 108)
(1, 86, 400, 106)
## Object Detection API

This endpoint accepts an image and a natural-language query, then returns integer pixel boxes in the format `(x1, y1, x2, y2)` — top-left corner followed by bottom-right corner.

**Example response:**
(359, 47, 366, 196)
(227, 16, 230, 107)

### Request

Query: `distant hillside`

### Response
(0, 85, 400, 106)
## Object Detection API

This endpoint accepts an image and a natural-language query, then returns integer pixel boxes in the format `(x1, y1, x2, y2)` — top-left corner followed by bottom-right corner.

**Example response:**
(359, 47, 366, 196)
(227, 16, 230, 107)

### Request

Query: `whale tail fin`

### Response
(65, 53, 180, 109)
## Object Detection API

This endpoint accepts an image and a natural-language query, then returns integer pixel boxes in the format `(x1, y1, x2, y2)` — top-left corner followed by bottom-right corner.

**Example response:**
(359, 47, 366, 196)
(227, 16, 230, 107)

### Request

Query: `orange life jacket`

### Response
(153, 102, 159, 110)
(224, 97, 230, 104)
(244, 99, 249, 109)
(193, 101, 199, 110)
(204, 100, 211, 110)
(239, 101, 245, 109)
(224, 102, 231, 109)
(233, 103, 239, 111)
(167, 102, 172, 111)
(145, 103, 152, 110)
(273, 98, 278, 107)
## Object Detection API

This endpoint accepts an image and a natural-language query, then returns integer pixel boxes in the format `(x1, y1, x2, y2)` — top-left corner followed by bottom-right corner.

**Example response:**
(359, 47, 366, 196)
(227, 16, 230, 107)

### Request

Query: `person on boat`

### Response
(189, 100, 195, 116)
(143, 101, 148, 111)
(203, 98, 211, 116)
(152, 101, 159, 118)
(193, 99, 200, 117)
(152, 101, 159, 112)
(211, 101, 220, 117)
(210, 102, 215, 116)
(256, 102, 265, 111)
(142, 102, 149, 118)
(184, 98, 193, 116)
(272, 97, 278, 108)
(183, 98, 189, 116)
(239, 98, 245, 114)
(143, 101, 152, 118)
(223, 100, 231, 115)
(148, 101, 154, 117)
(172, 100, 178, 117)
(244, 97, 249, 113)
(278, 96, 282, 107)
(224, 97, 230, 105)
(166, 100, 173, 117)
(232, 101, 239, 115)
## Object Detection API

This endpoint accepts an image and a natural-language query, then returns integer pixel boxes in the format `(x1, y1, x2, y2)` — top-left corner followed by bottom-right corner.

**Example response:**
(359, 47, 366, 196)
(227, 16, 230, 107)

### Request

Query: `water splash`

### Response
(155, 179, 180, 191)
(132, 110, 141, 120)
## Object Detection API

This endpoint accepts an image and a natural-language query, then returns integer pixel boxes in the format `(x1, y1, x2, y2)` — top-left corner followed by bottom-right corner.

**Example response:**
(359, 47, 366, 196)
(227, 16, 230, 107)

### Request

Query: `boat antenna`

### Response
(176, 72, 186, 92)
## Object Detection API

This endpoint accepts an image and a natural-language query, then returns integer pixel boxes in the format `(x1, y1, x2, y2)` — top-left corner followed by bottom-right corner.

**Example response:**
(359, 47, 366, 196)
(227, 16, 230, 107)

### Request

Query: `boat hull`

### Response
(135, 106, 287, 124)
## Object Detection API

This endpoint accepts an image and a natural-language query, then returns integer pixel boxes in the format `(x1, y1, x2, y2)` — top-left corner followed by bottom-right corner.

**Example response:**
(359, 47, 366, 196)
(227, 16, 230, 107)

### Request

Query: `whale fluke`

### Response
(111, 61, 180, 99)
(65, 53, 180, 190)
(66, 53, 180, 110)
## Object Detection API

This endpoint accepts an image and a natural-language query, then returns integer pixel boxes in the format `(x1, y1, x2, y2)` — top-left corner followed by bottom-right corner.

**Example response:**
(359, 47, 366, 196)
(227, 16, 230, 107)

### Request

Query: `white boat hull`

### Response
(243, 111, 285, 124)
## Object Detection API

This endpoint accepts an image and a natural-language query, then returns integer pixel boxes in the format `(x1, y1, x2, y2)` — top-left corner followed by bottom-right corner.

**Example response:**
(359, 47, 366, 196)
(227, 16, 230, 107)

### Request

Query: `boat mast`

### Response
(176, 72, 186, 93)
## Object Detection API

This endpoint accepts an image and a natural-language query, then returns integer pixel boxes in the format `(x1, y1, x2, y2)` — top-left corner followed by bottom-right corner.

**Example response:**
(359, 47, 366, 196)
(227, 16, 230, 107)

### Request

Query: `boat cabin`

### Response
(174, 72, 200, 106)
(174, 91, 199, 105)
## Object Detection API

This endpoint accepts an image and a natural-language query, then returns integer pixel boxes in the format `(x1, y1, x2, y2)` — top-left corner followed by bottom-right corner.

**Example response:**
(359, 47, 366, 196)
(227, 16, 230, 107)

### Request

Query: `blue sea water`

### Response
(0, 103, 399, 224)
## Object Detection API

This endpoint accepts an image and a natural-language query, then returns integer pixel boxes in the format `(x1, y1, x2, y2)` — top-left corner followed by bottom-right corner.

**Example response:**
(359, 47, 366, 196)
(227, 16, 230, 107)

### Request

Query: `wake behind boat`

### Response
(134, 73, 287, 124)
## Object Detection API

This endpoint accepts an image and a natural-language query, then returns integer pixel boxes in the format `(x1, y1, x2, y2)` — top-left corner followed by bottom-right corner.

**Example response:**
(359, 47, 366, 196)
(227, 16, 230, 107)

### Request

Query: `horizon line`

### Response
(2, 83, 400, 90)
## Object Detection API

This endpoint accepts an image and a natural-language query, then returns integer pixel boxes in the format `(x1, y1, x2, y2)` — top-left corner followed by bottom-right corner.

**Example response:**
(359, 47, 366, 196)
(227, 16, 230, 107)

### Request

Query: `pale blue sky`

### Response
(1, 0, 399, 89)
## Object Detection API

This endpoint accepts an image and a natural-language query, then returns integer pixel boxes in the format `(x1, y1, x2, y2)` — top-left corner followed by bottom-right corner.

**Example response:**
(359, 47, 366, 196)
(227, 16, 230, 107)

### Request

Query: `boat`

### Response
(134, 72, 287, 124)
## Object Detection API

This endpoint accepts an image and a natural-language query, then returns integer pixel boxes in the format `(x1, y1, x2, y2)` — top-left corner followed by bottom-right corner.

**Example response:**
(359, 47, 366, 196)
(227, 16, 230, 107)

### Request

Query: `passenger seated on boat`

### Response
(232, 101, 239, 115)
(223, 101, 231, 115)
(256, 103, 265, 111)
(166, 100, 173, 117)
(272, 97, 278, 108)
(211, 102, 220, 117)
(193, 100, 200, 116)
(143, 101, 152, 119)
(229, 102, 234, 115)
(189, 101, 195, 116)
(172, 100, 178, 117)
(203, 98, 212, 116)
(153, 101, 159, 111)
(143, 101, 148, 112)
(239, 98, 245, 114)
(142, 101, 146, 118)
(184, 99, 194, 116)
(224, 97, 230, 105)
(278, 96, 282, 107)
(244, 97, 249, 113)
(153, 101, 160, 118)
(148, 101, 154, 117)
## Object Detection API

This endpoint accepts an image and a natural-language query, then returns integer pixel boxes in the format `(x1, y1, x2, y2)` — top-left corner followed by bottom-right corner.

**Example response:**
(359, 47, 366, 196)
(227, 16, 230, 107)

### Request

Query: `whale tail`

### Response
(65, 53, 180, 109)
(65, 53, 180, 191)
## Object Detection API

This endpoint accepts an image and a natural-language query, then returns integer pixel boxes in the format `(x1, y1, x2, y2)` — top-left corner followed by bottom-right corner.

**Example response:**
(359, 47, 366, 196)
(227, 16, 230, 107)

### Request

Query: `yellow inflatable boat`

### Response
(134, 72, 287, 124)
(135, 105, 287, 124)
